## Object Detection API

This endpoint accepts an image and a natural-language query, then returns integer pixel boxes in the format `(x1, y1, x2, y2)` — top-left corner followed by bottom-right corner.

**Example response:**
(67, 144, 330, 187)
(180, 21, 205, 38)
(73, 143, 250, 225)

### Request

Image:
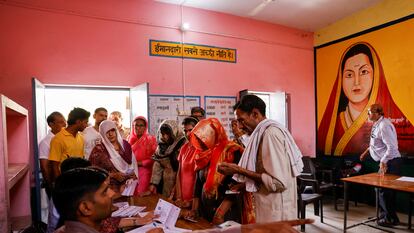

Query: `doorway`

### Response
(31, 78, 148, 222)
(45, 86, 131, 128)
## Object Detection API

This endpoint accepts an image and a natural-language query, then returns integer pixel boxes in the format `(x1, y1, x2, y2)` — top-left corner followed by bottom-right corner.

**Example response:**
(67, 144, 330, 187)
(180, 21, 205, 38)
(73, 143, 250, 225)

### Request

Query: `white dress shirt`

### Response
(38, 131, 54, 160)
(369, 116, 401, 163)
(82, 126, 102, 160)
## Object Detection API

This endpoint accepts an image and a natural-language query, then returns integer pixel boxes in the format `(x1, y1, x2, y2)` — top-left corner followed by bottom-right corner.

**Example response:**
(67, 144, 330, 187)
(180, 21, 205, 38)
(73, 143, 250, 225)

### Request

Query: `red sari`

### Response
(176, 142, 198, 202)
(190, 118, 243, 198)
(129, 116, 157, 194)
(190, 118, 245, 223)
(318, 42, 414, 156)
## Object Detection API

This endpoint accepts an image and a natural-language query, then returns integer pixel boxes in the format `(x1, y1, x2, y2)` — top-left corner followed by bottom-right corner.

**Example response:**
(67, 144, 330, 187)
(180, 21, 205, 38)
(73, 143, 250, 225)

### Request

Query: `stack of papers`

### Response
(127, 199, 189, 233)
(396, 176, 414, 182)
(112, 204, 146, 217)
(114, 202, 129, 208)
(122, 180, 138, 196)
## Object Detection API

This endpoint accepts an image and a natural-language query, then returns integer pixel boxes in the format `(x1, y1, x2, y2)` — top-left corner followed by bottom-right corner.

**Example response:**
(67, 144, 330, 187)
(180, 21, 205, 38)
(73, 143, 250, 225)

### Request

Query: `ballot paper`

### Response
(154, 199, 181, 228)
(127, 199, 189, 233)
(396, 176, 414, 182)
(113, 202, 128, 208)
(122, 180, 138, 196)
(111, 204, 146, 217)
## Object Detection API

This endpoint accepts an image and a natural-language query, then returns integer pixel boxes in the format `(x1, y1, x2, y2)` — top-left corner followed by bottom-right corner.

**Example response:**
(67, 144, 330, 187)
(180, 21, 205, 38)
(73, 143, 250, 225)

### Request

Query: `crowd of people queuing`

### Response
(39, 95, 305, 233)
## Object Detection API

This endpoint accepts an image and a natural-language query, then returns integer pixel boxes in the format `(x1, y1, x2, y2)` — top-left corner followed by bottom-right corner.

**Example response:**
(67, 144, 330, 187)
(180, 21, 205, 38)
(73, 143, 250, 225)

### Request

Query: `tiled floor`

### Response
(300, 200, 413, 233)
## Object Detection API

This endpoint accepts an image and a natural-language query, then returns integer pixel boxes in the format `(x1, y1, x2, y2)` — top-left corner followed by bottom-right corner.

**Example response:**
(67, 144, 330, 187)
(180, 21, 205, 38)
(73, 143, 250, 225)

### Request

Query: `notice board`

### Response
(149, 95, 200, 135)
(204, 96, 237, 139)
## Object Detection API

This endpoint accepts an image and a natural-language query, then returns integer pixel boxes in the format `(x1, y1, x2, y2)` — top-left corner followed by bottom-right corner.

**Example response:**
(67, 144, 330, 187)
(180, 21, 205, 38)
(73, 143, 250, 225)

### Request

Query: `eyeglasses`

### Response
(135, 124, 146, 127)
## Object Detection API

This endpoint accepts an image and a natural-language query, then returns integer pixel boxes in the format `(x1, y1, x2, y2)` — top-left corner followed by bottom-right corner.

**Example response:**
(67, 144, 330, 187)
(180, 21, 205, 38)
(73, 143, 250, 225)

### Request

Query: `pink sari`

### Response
(129, 116, 157, 194)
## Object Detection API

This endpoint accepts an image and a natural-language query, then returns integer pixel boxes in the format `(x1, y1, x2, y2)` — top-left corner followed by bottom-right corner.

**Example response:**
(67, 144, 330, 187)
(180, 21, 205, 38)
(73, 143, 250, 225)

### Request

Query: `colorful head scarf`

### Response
(190, 118, 243, 197)
(153, 119, 186, 160)
(99, 120, 137, 175)
(129, 116, 150, 146)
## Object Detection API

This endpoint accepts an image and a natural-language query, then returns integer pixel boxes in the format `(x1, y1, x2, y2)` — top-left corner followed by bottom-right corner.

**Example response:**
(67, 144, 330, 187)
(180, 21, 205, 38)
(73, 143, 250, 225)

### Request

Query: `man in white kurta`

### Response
(218, 94, 303, 223)
(82, 107, 107, 159)
(253, 126, 299, 221)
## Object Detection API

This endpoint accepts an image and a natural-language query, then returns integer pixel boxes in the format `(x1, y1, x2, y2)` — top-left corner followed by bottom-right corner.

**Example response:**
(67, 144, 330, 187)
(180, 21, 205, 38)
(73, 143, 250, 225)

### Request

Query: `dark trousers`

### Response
(378, 157, 402, 222)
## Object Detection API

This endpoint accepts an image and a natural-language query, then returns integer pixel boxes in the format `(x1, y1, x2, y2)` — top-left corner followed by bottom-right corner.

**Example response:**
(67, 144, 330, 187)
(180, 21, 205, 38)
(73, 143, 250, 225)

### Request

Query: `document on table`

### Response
(154, 199, 181, 228)
(111, 204, 146, 217)
(127, 199, 189, 233)
(396, 176, 414, 182)
(122, 180, 138, 196)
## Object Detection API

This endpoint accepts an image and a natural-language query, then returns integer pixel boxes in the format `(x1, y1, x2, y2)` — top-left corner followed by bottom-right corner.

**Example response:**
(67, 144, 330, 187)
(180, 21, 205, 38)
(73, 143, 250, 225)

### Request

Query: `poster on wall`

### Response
(316, 16, 414, 157)
(204, 96, 237, 138)
(149, 95, 200, 135)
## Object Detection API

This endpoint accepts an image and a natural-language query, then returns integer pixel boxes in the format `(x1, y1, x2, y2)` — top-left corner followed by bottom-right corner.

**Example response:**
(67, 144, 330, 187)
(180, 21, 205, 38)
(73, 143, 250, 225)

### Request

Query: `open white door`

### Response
(130, 83, 149, 128)
(240, 90, 290, 130)
(32, 77, 48, 222)
(269, 92, 289, 130)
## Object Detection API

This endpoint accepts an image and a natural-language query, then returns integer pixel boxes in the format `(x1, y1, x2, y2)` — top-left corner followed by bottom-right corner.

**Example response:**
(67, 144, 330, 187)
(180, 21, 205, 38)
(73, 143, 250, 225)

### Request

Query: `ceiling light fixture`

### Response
(181, 22, 190, 31)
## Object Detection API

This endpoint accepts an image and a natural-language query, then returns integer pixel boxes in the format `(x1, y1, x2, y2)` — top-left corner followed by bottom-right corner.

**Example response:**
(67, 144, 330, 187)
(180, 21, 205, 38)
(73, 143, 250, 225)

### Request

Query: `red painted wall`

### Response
(0, 0, 315, 156)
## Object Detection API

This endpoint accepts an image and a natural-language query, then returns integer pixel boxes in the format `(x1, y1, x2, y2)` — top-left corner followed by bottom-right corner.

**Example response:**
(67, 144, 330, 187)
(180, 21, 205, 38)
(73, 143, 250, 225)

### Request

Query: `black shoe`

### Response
(377, 218, 394, 227)
(392, 218, 400, 225)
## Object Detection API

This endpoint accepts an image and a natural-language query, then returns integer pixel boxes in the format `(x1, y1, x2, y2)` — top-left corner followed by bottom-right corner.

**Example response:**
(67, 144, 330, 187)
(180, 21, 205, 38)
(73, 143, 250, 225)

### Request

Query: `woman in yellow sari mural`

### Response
(318, 42, 414, 156)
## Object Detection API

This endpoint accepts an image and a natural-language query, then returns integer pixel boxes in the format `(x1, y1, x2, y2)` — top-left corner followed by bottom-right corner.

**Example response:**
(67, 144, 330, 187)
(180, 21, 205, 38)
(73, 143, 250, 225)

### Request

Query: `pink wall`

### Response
(0, 0, 315, 156)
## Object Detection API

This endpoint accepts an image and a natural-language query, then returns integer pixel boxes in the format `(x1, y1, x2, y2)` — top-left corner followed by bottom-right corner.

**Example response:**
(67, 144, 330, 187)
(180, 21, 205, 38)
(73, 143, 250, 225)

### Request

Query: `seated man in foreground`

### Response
(53, 167, 116, 232)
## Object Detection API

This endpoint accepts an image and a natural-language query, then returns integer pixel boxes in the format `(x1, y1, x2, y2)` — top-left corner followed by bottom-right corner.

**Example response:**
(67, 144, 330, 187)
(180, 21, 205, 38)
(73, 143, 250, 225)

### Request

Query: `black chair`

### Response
(297, 176, 324, 232)
(301, 157, 337, 211)
(332, 161, 362, 210)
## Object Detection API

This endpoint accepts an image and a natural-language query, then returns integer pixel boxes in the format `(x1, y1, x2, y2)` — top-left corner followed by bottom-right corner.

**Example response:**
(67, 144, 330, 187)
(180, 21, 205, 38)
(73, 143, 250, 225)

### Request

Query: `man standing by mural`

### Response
(360, 103, 401, 226)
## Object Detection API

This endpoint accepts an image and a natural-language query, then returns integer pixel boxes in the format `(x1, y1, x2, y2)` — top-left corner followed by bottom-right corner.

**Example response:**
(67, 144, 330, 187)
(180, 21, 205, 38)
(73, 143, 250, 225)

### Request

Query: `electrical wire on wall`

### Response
(180, 0, 186, 114)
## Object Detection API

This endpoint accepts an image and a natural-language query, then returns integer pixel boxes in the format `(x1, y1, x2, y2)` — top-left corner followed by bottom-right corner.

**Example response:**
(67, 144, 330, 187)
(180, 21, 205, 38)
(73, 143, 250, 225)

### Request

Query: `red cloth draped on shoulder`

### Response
(177, 142, 198, 201)
(129, 116, 157, 194)
(318, 42, 414, 156)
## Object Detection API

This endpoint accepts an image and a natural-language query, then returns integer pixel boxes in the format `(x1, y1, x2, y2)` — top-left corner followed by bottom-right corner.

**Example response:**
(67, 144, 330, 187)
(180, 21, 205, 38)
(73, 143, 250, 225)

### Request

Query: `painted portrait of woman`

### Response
(318, 42, 414, 156)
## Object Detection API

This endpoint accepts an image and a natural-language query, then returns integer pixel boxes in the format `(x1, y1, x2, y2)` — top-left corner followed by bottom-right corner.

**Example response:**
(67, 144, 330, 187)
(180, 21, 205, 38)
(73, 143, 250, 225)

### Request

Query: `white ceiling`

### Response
(156, 0, 383, 32)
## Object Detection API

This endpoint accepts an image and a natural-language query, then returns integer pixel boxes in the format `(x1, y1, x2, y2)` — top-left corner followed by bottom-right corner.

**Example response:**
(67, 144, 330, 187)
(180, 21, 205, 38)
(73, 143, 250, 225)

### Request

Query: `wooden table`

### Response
(125, 194, 310, 232)
(342, 173, 414, 232)
(127, 194, 213, 230)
